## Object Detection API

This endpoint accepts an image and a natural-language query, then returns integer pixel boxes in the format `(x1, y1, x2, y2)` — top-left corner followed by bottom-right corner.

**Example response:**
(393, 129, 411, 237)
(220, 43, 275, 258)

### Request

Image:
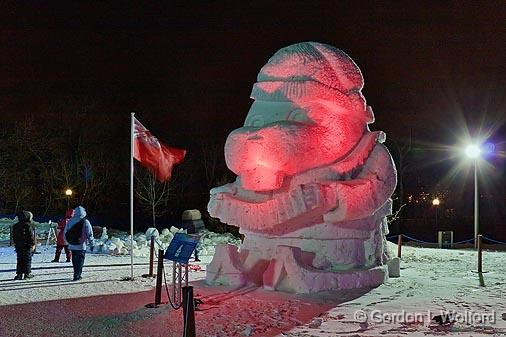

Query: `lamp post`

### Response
(465, 144, 480, 249)
(65, 189, 73, 209)
(432, 197, 440, 228)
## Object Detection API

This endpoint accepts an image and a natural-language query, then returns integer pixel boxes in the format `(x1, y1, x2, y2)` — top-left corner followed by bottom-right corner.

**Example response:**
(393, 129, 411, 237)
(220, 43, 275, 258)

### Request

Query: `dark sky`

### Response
(1, 1, 505, 167)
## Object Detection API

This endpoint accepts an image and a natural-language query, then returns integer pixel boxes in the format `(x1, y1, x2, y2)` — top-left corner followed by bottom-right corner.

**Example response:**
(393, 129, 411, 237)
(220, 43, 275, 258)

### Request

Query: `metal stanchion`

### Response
(477, 234, 483, 274)
(397, 234, 402, 258)
(141, 236, 156, 279)
(155, 249, 164, 306)
(182, 286, 196, 337)
(149, 236, 155, 277)
(145, 249, 165, 308)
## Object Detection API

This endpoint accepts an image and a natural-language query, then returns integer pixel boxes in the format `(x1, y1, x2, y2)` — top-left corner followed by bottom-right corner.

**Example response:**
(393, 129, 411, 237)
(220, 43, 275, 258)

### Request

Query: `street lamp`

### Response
(65, 189, 73, 209)
(465, 144, 481, 248)
(432, 197, 440, 228)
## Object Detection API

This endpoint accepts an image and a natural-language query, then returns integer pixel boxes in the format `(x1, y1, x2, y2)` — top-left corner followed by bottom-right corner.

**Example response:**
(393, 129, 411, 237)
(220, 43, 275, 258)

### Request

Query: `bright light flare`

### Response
(65, 189, 73, 196)
(465, 144, 481, 159)
(432, 198, 440, 206)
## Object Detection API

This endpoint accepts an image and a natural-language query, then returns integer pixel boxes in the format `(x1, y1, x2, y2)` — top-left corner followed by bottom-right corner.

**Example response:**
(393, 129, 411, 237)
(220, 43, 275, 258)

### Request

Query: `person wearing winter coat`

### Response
(52, 209, 74, 262)
(12, 210, 36, 280)
(64, 206, 94, 281)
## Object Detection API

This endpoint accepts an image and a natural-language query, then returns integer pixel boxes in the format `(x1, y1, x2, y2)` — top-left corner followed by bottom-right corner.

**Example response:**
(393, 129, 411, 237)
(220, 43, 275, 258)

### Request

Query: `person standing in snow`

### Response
(52, 209, 74, 263)
(64, 206, 94, 281)
(12, 210, 36, 280)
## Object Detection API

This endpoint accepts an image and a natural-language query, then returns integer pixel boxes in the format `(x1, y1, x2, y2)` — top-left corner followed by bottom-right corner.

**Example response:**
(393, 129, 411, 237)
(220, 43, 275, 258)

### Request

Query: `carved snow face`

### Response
(244, 101, 311, 127)
(225, 94, 368, 191)
(221, 42, 372, 192)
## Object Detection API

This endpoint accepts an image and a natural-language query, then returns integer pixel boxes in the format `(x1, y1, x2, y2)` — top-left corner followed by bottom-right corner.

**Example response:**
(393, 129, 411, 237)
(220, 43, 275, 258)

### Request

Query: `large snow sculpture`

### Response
(206, 42, 397, 293)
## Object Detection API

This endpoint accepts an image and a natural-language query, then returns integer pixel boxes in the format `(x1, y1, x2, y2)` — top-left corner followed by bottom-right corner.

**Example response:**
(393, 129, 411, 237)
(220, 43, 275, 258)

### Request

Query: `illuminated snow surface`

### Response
(1, 240, 506, 336)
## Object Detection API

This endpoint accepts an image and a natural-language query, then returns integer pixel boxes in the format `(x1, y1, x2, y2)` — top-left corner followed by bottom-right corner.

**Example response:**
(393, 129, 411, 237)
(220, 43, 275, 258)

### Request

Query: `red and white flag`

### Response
(133, 118, 186, 182)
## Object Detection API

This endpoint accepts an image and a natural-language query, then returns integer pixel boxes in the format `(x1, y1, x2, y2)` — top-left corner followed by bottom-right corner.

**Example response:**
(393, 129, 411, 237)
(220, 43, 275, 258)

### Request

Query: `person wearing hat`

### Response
(12, 210, 36, 280)
(64, 206, 94, 281)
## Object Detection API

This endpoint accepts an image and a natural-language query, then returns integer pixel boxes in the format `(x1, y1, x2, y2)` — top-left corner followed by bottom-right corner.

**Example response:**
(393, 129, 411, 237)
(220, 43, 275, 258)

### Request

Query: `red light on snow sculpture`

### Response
(206, 42, 397, 294)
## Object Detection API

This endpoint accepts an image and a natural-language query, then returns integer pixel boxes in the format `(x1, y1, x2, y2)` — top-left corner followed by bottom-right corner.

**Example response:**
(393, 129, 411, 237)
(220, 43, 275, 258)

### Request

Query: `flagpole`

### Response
(130, 112, 135, 280)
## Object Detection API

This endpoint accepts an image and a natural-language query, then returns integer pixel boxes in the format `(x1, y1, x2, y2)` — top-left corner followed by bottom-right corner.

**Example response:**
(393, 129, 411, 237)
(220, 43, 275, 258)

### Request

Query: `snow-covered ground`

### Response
(0, 217, 238, 306)
(1, 229, 506, 336)
(0, 244, 213, 306)
(284, 243, 506, 336)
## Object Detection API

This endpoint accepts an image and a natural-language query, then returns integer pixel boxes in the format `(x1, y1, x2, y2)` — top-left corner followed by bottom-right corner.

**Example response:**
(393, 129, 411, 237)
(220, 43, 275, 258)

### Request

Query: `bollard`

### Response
(155, 249, 164, 306)
(397, 234, 402, 258)
(477, 234, 483, 274)
(182, 286, 196, 337)
(149, 236, 155, 277)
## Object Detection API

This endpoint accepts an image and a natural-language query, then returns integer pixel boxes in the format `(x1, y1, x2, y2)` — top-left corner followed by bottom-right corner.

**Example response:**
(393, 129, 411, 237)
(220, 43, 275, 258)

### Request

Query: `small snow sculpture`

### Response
(207, 42, 397, 293)
(100, 227, 108, 241)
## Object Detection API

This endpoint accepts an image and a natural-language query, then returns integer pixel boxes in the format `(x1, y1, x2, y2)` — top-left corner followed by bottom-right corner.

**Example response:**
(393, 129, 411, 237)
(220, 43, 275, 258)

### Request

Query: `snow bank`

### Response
(1, 217, 241, 259)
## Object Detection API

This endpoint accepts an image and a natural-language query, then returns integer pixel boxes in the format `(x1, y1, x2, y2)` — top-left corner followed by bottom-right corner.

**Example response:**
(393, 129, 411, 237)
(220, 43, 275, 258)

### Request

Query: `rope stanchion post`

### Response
(182, 286, 196, 337)
(155, 249, 164, 306)
(397, 234, 402, 258)
(149, 236, 155, 277)
(477, 234, 483, 274)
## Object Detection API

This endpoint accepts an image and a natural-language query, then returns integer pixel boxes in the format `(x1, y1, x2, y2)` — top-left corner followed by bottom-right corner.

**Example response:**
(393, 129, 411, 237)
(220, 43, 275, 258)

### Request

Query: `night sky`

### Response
(1, 2, 505, 231)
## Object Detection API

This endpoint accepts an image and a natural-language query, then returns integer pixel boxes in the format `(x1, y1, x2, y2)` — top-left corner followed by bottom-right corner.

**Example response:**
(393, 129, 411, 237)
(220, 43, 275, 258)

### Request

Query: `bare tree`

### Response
(134, 165, 174, 227)
(388, 129, 413, 233)
(76, 150, 113, 210)
(199, 139, 233, 189)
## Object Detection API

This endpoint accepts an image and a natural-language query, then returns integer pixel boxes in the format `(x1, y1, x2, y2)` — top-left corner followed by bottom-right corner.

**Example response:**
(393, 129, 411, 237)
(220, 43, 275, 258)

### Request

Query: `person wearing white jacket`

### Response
(64, 206, 94, 281)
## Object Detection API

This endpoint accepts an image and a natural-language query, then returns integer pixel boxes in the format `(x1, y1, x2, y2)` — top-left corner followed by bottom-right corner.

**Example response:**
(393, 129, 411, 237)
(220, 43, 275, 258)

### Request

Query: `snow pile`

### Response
(1, 217, 241, 261)
(90, 226, 241, 258)
(0, 217, 53, 242)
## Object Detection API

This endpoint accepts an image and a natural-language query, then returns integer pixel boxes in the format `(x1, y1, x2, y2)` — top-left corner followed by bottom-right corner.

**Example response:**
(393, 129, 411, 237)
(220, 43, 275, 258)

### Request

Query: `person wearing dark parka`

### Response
(12, 210, 36, 280)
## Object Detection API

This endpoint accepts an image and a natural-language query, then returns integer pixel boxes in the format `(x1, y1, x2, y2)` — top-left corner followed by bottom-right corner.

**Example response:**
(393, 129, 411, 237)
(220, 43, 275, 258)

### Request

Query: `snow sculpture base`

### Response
(206, 207, 392, 294)
(206, 244, 248, 286)
(262, 246, 388, 293)
(206, 244, 388, 293)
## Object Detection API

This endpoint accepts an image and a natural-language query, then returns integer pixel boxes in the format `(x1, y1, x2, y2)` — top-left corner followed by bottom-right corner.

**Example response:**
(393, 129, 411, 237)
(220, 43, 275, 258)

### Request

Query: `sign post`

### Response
(164, 233, 199, 337)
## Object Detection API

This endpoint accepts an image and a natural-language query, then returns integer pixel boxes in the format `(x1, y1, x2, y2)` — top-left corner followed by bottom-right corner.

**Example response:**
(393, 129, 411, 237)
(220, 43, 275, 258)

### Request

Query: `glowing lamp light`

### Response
(65, 189, 73, 196)
(432, 198, 440, 206)
(465, 144, 481, 159)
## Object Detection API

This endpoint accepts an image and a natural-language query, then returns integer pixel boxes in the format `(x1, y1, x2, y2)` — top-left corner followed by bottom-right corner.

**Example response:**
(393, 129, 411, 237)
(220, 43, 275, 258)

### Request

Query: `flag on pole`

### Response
(133, 118, 186, 182)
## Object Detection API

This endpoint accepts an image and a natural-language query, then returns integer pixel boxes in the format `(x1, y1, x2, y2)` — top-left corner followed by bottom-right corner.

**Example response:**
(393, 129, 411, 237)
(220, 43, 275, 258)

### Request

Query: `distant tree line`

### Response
(1, 97, 502, 238)
(0, 98, 235, 230)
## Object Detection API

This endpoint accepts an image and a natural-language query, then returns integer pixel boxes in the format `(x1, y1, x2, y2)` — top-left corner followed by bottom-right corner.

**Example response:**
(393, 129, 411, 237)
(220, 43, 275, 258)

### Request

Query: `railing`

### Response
(386, 234, 506, 245)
